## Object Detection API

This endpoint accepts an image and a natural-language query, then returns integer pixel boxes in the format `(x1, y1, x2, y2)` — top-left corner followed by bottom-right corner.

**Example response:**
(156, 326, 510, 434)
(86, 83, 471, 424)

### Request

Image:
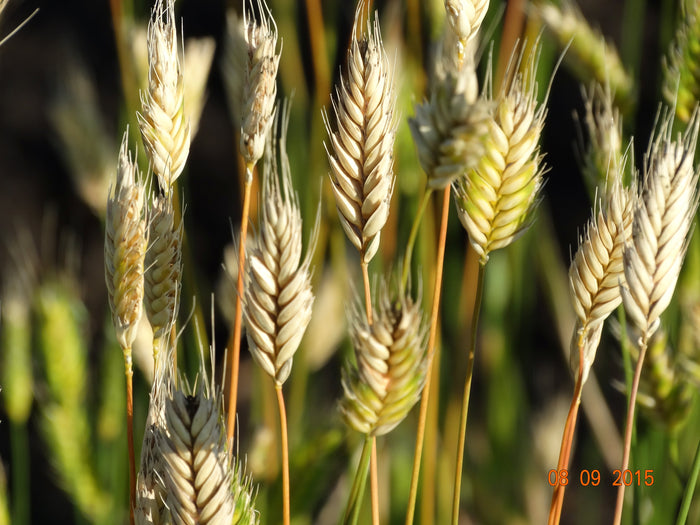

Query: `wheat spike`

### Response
(621, 110, 700, 341)
(138, 0, 190, 192)
(243, 112, 315, 385)
(160, 388, 234, 525)
(454, 44, 546, 263)
(340, 282, 428, 436)
(240, 0, 280, 170)
(105, 131, 147, 352)
(569, 174, 636, 381)
(663, 1, 700, 122)
(444, 0, 489, 60)
(144, 191, 183, 359)
(323, 9, 396, 264)
(536, 2, 633, 111)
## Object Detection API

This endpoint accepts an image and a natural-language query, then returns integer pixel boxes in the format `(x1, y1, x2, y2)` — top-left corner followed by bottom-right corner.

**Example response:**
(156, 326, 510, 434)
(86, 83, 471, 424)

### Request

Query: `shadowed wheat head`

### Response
(105, 131, 148, 352)
(621, 110, 700, 342)
(454, 43, 547, 263)
(340, 282, 428, 436)
(243, 114, 315, 385)
(323, 9, 396, 264)
(138, 0, 190, 192)
(240, 0, 280, 170)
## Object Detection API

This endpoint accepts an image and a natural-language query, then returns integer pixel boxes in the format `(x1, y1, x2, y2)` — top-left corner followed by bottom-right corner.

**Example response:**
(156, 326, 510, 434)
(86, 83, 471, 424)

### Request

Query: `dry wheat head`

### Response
(569, 174, 636, 381)
(340, 282, 428, 436)
(240, 0, 280, 171)
(138, 0, 190, 192)
(454, 45, 546, 264)
(145, 192, 183, 356)
(323, 10, 396, 264)
(243, 117, 315, 385)
(621, 110, 700, 342)
(105, 131, 148, 352)
(444, 0, 489, 61)
(160, 388, 234, 525)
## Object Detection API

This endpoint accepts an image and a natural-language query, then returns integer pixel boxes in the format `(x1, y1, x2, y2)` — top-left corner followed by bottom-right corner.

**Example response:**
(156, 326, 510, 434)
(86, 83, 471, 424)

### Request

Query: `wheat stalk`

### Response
(323, 9, 396, 265)
(145, 191, 183, 367)
(243, 115, 315, 385)
(160, 388, 234, 525)
(138, 0, 190, 192)
(453, 43, 546, 264)
(240, 0, 280, 170)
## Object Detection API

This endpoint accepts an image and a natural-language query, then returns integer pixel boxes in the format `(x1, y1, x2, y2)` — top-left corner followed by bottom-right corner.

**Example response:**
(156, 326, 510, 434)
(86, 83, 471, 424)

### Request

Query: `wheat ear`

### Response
(663, 1, 700, 122)
(444, 0, 489, 62)
(145, 191, 183, 370)
(613, 109, 700, 525)
(105, 130, 147, 525)
(138, 0, 190, 192)
(323, 9, 396, 265)
(160, 388, 234, 525)
(454, 43, 546, 264)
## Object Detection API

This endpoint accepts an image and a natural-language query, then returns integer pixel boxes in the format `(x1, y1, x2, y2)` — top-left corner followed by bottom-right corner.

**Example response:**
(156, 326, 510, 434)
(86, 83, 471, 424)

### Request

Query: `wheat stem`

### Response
(370, 438, 379, 525)
(613, 336, 649, 525)
(547, 340, 585, 525)
(345, 435, 373, 525)
(405, 186, 450, 525)
(675, 434, 700, 525)
(401, 189, 433, 292)
(227, 167, 254, 447)
(123, 348, 135, 525)
(451, 261, 485, 525)
(275, 384, 291, 525)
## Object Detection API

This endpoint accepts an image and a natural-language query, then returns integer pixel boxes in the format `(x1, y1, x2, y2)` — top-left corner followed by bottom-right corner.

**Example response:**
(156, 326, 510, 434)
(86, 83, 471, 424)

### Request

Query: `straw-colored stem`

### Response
(405, 186, 451, 525)
(613, 336, 649, 525)
(401, 189, 433, 292)
(361, 262, 373, 324)
(451, 262, 485, 525)
(345, 435, 373, 525)
(123, 349, 135, 525)
(275, 384, 291, 525)
(675, 435, 700, 525)
(371, 438, 379, 525)
(547, 340, 585, 525)
(226, 167, 254, 446)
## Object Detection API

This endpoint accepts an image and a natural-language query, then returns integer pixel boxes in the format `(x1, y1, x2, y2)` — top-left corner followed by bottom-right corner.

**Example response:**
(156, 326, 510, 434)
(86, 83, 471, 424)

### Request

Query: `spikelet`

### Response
(453, 44, 546, 263)
(105, 131, 147, 353)
(536, 2, 633, 111)
(569, 173, 636, 382)
(579, 82, 625, 189)
(340, 282, 428, 436)
(323, 9, 396, 264)
(243, 113, 315, 385)
(138, 0, 190, 192)
(160, 388, 234, 525)
(144, 191, 183, 364)
(240, 0, 281, 171)
(444, 0, 489, 61)
(663, 1, 700, 123)
(409, 43, 489, 190)
(620, 110, 700, 341)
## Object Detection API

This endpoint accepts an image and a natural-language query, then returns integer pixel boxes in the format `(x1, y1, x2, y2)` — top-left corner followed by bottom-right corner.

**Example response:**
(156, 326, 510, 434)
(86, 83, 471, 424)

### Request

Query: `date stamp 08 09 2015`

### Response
(548, 469, 655, 487)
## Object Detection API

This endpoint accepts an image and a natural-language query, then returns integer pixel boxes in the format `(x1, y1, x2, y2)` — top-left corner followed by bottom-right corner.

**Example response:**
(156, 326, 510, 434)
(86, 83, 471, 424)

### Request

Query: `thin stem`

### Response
(371, 438, 380, 525)
(675, 436, 700, 525)
(450, 262, 486, 525)
(345, 435, 373, 525)
(613, 336, 649, 525)
(401, 189, 433, 292)
(123, 349, 135, 525)
(548, 338, 586, 525)
(226, 166, 254, 447)
(275, 384, 291, 525)
(361, 261, 373, 324)
(405, 186, 451, 525)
